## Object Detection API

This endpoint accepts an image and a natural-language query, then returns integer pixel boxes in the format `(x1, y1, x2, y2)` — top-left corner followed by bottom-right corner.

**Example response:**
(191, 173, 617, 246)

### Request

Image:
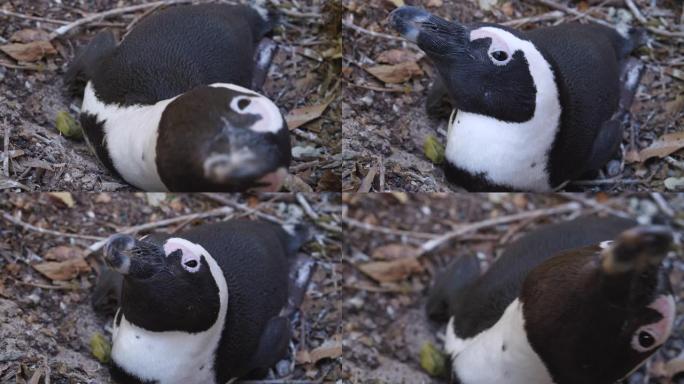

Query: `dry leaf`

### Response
(372, 244, 418, 260)
(427, 0, 443, 7)
(44, 246, 83, 261)
(284, 173, 314, 192)
(33, 258, 91, 281)
(296, 335, 342, 364)
(286, 100, 332, 130)
(365, 62, 423, 84)
(358, 256, 423, 283)
(665, 94, 684, 117)
(10, 29, 50, 43)
(664, 354, 684, 378)
(47, 192, 75, 207)
(375, 49, 422, 65)
(386, 0, 405, 7)
(628, 132, 684, 162)
(0, 41, 57, 62)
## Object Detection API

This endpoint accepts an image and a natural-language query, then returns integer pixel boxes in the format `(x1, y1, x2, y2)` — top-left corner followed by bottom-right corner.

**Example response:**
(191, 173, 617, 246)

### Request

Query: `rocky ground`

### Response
(0, 0, 341, 192)
(341, 193, 684, 383)
(0, 192, 343, 382)
(342, 0, 684, 192)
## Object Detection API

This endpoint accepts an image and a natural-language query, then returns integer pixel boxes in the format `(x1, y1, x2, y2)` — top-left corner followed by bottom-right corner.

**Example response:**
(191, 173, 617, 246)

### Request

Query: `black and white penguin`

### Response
(100, 219, 312, 384)
(65, 4, 291, 192)
(390, 7, 644, 191)
(427, 217, 676, 384)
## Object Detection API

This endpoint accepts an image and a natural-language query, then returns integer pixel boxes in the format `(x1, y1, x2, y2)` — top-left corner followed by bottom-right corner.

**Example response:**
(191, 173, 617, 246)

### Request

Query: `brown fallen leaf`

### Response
(664, 353, 684, 378)
(296, 335, 342, 364)
(10, 29, 50, 43)
(33, 257, 91, 281)
(627, 132, 684, 163)
(47, 192, 75, 207)
(365, 62, 423, 84)
(372, 244, 418, 260)
(285, 99, 333, 130)
(0, 41, 57, 62)
(358, 256, 424, 283)
(44, 246, 83, 261)
(375, 49, 422, 65)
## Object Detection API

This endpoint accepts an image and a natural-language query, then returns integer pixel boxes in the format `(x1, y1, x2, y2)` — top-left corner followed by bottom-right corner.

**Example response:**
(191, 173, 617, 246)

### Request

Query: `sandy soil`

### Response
(342, 0, 684, 192)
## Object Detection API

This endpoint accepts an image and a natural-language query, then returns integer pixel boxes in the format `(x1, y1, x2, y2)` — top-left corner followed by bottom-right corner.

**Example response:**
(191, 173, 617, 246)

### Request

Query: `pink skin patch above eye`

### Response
(470, 29, 512, 63)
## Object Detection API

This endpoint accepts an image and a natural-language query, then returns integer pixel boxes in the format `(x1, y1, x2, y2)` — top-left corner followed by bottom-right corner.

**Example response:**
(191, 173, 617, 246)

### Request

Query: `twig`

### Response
(279, 8, 321, 19)
(0, 9, 69, 24)
(1, 212, 106, 241)
(118, 206, 235, 234)
(650, 192, 675, 218)
(560, 194, 632, 219)
(343, 216, 448, 240)
(535, 0, 614, 27)
(49, 0, 195, 39)
(297, 194, 320, 220)
(624, 0, 647, 24)
(343, 17, 407, 42)
(344, 81, 407, 93)
(202, 193, 284, 224)
(3, 123, 9, 178)
(0, 60, 44, 71)
(501, 10, 565, 26)
(418, 202, 582, 256)
(569, 178, 643, 186)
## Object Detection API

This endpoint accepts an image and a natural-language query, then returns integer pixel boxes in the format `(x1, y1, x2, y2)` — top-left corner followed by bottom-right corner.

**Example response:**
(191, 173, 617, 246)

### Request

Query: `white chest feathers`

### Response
(444, 27, 562, 192)
(110, 238, 230, 384)
(81, 81, 173, 191)
(445, 299, 556, 384)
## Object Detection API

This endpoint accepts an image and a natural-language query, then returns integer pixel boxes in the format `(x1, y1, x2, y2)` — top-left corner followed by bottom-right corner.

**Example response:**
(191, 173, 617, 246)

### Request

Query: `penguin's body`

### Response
(66, 4, 291, 192)
(427, 217, 676, 384)
(390, 8, 644, 191)
(102, 220, 312, 384)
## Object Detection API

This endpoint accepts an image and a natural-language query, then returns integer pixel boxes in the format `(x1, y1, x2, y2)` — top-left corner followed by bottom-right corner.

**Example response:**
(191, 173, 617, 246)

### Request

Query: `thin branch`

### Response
(560, 194, 632, 219)
(297, 194, 320, 220)
(501, 10, 565, 26)
(418, 202, 582, 256)
(0, 9, 69, 24)
(49, 0, 195, 39)
(343, 18, 407, 42)
(202, 193, 284, 224)
(2, 212, 106, 241)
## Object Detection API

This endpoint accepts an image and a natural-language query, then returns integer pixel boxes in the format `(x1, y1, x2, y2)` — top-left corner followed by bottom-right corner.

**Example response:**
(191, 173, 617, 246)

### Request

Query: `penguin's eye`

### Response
(237, 98, 251, 110)
(231, 96, 252, 113)
(631, 328, 659, 352)
(490, 51, 509, 62)
(180, 252, 201, 273)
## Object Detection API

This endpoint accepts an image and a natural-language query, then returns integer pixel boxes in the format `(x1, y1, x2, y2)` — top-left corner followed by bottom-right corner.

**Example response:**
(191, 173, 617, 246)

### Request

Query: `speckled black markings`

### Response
(110, 361, 157, 384)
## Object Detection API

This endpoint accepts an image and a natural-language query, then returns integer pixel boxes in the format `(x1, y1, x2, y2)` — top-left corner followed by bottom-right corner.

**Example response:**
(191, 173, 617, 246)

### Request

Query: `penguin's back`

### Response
(92, 4, 271, 106)
(158, 220, 291, 379)
(523, 24, 631, 185)
(450, 216, 636, 338)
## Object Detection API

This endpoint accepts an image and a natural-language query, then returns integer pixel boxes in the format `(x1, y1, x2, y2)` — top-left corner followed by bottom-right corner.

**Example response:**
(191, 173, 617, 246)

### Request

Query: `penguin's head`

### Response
(389, 6, 544, 123)
(156, 83, 291, 192)
(520, 226, 676, 384)
(104, 234, 224, 333)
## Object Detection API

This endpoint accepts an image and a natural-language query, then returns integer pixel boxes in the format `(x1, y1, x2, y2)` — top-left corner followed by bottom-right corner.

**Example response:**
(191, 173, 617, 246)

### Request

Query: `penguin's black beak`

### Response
(600, 226, 674, 306)
(389, 6, 468, 56)
(104, 234, 165, 280)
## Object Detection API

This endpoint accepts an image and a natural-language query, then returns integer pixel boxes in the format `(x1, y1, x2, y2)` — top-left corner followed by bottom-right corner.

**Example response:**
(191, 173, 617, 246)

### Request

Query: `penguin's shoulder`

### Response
(90, 4, 272, 106)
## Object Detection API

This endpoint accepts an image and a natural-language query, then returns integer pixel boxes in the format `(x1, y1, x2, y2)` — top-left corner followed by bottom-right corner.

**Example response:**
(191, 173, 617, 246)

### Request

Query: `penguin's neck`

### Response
(81, 81, 174, 191)
(446, 299, 556, 384)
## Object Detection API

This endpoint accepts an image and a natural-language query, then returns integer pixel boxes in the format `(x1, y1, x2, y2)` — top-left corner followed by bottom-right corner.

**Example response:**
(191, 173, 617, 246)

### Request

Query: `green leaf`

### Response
(55, 111, 83, 139)
(424, 135, 445, 164)
(419, 342, 448, 377)
(90, 333, 111, 363)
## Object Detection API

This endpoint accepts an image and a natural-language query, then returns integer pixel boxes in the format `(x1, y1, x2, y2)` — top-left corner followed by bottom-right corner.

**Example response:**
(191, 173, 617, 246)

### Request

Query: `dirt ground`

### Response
(0, 192, 343, 382)
(342, 0, 684, 192)
(0, 0, 341, 192)
(341, 193, 684, 383)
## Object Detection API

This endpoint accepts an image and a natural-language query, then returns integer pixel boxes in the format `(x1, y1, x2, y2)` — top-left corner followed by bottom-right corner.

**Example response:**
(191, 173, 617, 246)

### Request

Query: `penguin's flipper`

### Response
(585, 119, 622, 172)
(63, 30, 117, 95)
(284, 253, 317, 317)
(91, 264, 123, 314)
(426, 254, 480, 323)
(617, 58, 645, 115)
(244, 316, 292, 378)
(426, 75, 455, 118)
(251, 37, 278, 91)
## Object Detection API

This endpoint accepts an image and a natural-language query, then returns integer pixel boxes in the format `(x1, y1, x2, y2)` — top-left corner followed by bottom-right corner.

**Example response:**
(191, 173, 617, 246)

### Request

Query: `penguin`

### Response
(389, 7, 645, 191)
(427, 217, 677, 384)
(99, 219, 313, 384)
(65, 4, 291, 192)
